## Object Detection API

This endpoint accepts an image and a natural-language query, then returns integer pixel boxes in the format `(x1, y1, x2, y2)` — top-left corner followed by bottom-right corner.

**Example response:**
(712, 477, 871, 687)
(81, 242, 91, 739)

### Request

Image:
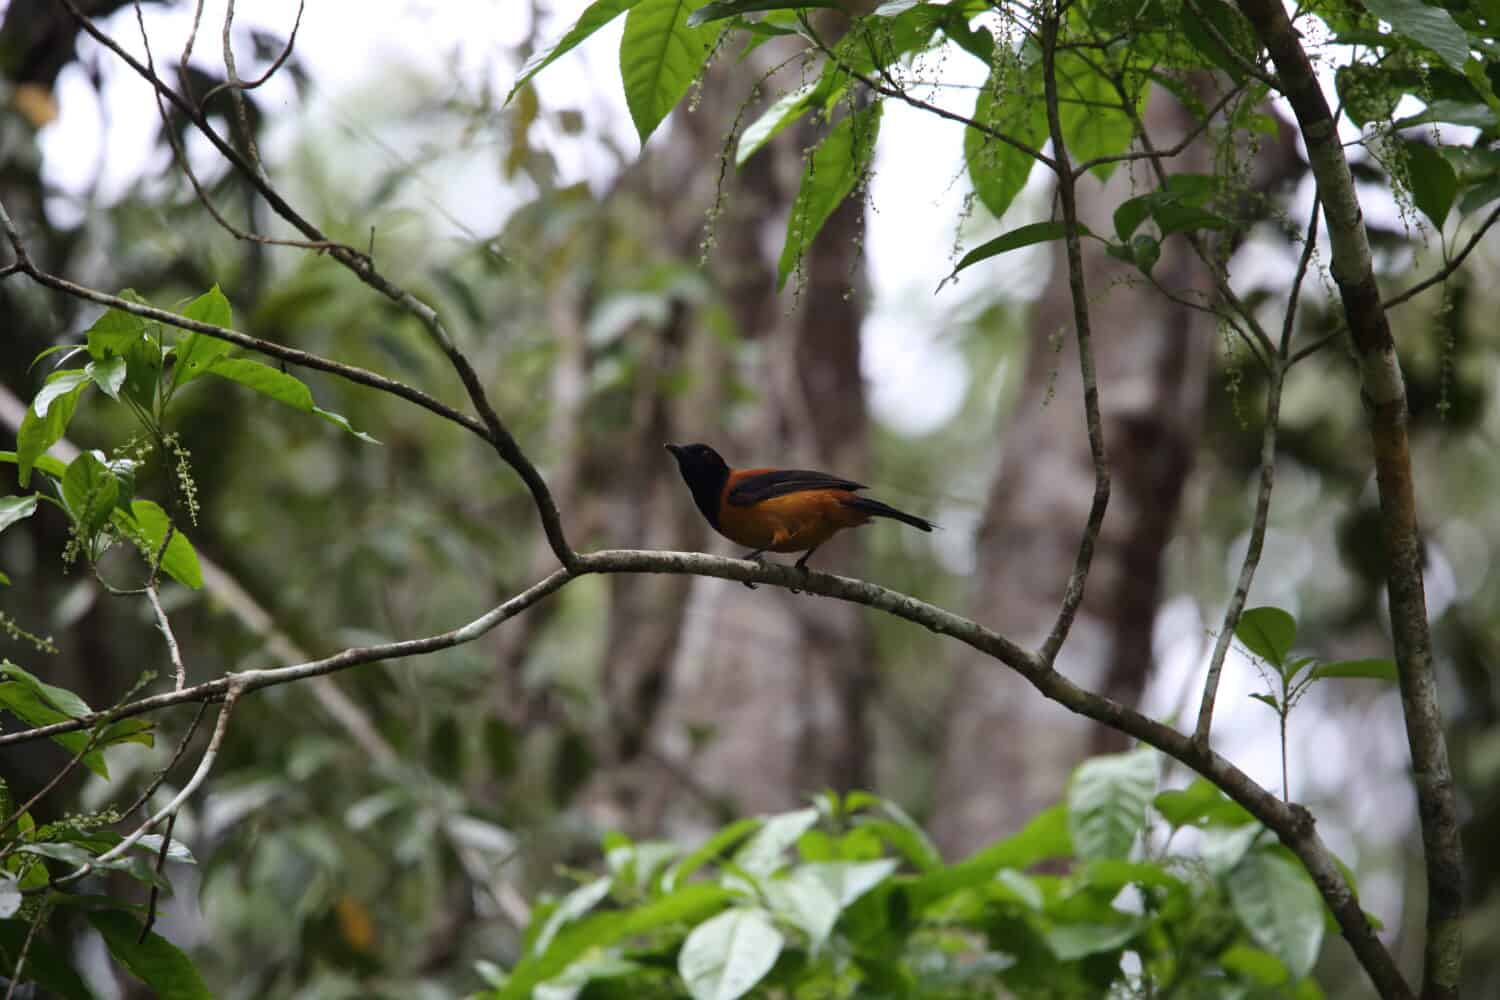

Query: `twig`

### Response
(137, 811, 176, 942)
(2, 901, 48, 1000)
(0, 732, 101, 842)
(218, 0, 265, 175)
(201, 0, 305, 105)
(1192, 363, 1283, 746)
(120, 700, 211, 819)
(1069, 82, 1248, 176)
(1280, 192, 1321, 357)
(1036, 3, 1110, 666)
(1383, 198, 1500, 310)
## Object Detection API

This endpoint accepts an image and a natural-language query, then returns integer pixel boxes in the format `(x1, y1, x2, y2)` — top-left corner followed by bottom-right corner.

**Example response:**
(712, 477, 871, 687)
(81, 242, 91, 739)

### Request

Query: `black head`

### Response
(665, 443, 730, 528)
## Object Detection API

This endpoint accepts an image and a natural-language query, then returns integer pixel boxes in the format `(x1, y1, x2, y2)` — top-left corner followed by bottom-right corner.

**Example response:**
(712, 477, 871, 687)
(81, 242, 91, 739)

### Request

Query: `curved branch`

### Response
(1383, 197, 1500, 310)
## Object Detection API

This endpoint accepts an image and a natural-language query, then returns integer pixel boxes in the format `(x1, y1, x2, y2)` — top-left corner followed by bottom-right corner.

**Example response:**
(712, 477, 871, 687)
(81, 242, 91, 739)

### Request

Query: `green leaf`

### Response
(1, 660, 93, 719)
(689, 0, 839, 26)
(678, 907, 784, 1000)
(118, 500, 203, 590)
(1220, 942, 1291, 986)
(202, 359, 376, 442)
(170, 286, 237, 390)
(1181, 0, 1261, 82)
(508, 0, 644, 103)
(1392, 99, 1496, 130)
(1404, 141, 1458, 227)
(737, 82, 818, 166)
(665, 817, 764, 891)
(85, 306, 147, 360)
(620, 0, 721, 144)
(964, 60, 1047, 219)
(16, 378, 87, 488)
(777, 102, 883, 289)
(0, 452, 65, 483)
(88, 910, 213, 999)
(1227, 849, 1324, 980)
(1361, 0, 1472, 71)
(0, 682, 108, 778)
(1056, 51, 1139, 179)
(500, 884, 732, 999)
(532, 877, 613, 956)
(946, 222, 1083, 283)
(1066, 746, 1158, 861)
(763, 869, 841, 951)
(62, 452, 120, 535)
(1043, 918, 1142, 960)
(0, 495, 39, 534)
(1153, 778, 1255, 828)
(734, 807, 820, 877)
(1249, 692, 1281, 712)
(1312, 658, 1399, 682)
(853, 799, 942, 872)
(906, 804, 1071, 910)
(1235, 606, 1296, 668)
(86, 357, 128, 400)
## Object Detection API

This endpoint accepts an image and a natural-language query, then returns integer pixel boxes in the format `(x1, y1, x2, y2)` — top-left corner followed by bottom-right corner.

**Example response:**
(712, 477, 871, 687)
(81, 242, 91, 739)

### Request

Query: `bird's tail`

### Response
(844, 496, 936, 532)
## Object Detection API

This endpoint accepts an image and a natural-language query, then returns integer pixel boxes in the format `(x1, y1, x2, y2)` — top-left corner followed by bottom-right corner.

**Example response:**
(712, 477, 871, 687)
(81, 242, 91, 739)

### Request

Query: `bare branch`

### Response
(1036, 5, 1110, 666)
(201, 0, 306, 105)
(1383, 198, 1500, 310)
(1193, 363, 1283, 745)
(2, 902, 48, 1000)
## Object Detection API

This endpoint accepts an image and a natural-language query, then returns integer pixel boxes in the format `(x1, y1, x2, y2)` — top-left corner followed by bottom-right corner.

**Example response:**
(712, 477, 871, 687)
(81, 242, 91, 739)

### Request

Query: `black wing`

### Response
(726, 468, 866, 506)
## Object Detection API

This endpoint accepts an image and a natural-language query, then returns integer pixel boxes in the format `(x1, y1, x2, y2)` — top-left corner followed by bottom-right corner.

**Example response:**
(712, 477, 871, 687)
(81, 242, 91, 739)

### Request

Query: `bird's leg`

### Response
(790, 546, 820, 594)
(739, 549, 766, 590)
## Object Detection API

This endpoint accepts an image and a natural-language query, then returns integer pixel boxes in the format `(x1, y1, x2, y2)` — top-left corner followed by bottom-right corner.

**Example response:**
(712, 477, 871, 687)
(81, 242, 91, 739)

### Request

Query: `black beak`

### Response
(664, 443, 682, 457)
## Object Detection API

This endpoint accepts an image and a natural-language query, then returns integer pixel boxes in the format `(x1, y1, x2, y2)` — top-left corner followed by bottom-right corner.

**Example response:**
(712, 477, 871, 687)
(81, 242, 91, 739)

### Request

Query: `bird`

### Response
(665, 442, 934, 588)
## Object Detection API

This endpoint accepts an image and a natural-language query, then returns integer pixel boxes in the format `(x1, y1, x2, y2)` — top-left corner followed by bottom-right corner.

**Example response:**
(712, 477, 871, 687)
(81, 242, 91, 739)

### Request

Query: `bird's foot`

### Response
(740, 550, 765, 590)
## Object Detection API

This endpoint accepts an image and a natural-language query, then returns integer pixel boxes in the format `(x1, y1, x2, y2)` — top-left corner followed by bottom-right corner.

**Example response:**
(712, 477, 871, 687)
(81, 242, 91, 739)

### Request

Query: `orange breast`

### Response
(714, 487, 870, 553)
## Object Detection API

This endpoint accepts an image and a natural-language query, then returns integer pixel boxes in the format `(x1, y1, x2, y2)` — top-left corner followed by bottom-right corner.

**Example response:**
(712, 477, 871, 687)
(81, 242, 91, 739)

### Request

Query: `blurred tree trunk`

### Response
(930, 90, 1220, 855)
(583, 42, 876, 835)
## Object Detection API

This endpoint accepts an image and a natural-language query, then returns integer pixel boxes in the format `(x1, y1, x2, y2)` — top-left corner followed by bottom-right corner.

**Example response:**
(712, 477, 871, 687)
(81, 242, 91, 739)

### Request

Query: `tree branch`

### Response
(1232, 0, 1461, 995)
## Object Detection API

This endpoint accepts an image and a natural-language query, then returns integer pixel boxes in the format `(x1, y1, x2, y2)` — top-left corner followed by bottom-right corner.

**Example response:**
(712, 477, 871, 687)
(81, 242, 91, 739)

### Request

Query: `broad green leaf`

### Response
(946, 222, 1082, 283)
(734, 807, 820, 877)
(964, 59, 1047, 219)
(763, 869, 841, 951)
(1249, 692, 1281, 712)
(203, 359, 375, 442)
(170, 286, 237, 390)
(777, 102, 883, 289)
(665, 817, 763, 891)
(689, 0, 839, 26)
(620, 0, 720, 144)
(0, 451, 67, 481)
(86, 357, 127, 400)
(33, 370, 91, 421)
(1153, 778, 1255, 828)
(1056, 50, 1140, 179)
(16, 379, 86, 487)
(1201, 822, 1264, 875)
(0, 682, 108, 778)
(29, 343, 86, 372)
(801, 858, 899, 909)
(507, 0, 644, 103)
(906, 804, 1071, 910)
(204, 357, 312, 409)
(499, 884, 732, 999)
(1066, 746, 1157, 861)
(737, 82, 818, 166)
(853, 799, 942, 871)
(1220, 942, 1291, 986)
(134, 834, 194, 865)
(1043, 918, 1142, 960)
(1227, 849, 1324, 980)
(1361, 0, 1471, 70)
(1312, 658, 1399, 682)
(1, 660, 93, 718)
(0, 495, 38, 534)
(532, 877, 613, 956)
(89, 911, 213, 1000)
(1404, 141, 1458, 227)
(1392, 99, 1497, 129)
(1181, 0, 1261, 82)
(1080, 858, 1188, 896)
(678, 907, 784, 1000)
(1235, 606, 1296, 668)
(119, 500, 203, 590)
(62, 452, 120, 534)
(85, 306, 147, 360)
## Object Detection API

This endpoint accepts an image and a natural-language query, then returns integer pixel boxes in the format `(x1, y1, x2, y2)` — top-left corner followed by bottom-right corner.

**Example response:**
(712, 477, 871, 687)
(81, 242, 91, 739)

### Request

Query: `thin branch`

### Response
(201, 0, 305, 105)
(1280, 192, 1321, 357)
(146, 583, 186, 691)
(1037, 4, 1110, 666)
(60, 0, 577, 569)
(1070, 82, 1248, 176)
(799, 15, 1057, 171)
(137, 810, 177, 942)
(119, 700, 211, 819)
(218, 0, 265, 175)
(1192, 363, 1283, 746)
(1383, 198, 1500, 310)
(2, 902, 48, 1000)
(0, 732, 101, 842)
